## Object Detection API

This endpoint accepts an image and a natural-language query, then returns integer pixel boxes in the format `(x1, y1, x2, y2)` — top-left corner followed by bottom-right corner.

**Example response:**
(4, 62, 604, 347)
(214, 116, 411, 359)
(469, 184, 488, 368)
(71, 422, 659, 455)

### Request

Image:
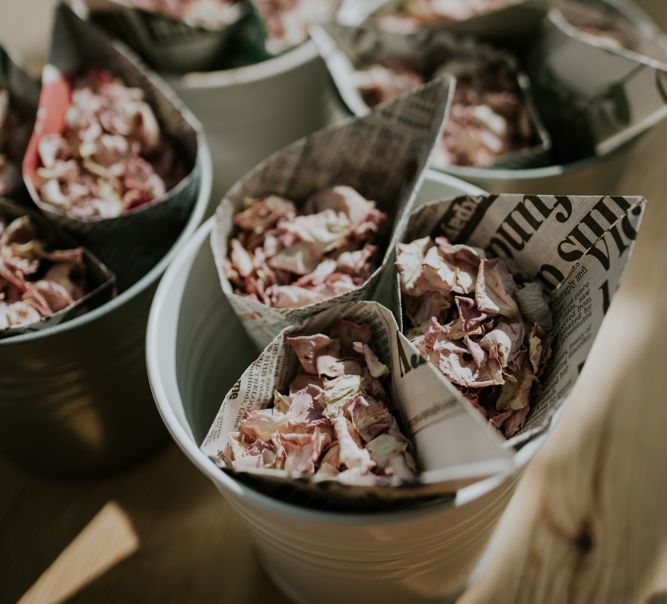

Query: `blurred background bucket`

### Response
(146, 171, 549, 604)
(331, 0, 664, 195)
(165, 42, 340, 201)
(441, 0, 665, 194)
(0, 139, 213, 477)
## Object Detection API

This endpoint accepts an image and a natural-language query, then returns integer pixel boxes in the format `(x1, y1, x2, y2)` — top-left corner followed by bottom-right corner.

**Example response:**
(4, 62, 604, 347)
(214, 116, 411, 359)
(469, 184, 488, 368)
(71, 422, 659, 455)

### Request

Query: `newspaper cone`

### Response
(337, 0, 546, 44)
(0, 46, 40, 200)
(528, 3, 667, 160)
(202, 300, 514, 511)
(0, 198, 116, 339)
(22, 3, 202, 290)
(396, 193, 646, 446)
(211, 76, 454, 349)
(78, 0, 249, 74)
(311, 23, 552, 170)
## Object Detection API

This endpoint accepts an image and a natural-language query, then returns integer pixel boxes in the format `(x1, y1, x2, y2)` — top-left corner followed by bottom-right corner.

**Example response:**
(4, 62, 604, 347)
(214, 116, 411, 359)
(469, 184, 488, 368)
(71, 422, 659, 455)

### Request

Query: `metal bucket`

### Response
(166, 42, 339, 202)
(0, 139, 213, 476)
(146, 171, 550, 604)
(332, 0, 663, 194)
(442, 0, 663, 192)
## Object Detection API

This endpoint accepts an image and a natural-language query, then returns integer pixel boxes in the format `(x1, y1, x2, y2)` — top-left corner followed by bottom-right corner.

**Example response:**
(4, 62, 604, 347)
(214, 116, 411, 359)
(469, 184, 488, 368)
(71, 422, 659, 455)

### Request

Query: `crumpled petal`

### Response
(455, 296, 487, 332)
(287, 333, 338, 375)
(480, 321, 525, 368)
(396, 236, 431, 294)
(352, 341, 390, 378)
(34, 68, 182, 220)
(234, 195, 296, 235)
(333, 416, 375, 472)
(400, 232, 552, 439)
(329, 319, 372, 352)
(0, 214, 88, 332)
(516, 280, 553, 332)
(496, 364, 537, 412)
(347, 394, 394, 442)
(366, 433, 416, 480)
(267, 285, 326, 308)
(228, 186, 386, 308)
(227, 319, 416, 482)
(475, 258, 520, 318)
(268, 241, 321, 275)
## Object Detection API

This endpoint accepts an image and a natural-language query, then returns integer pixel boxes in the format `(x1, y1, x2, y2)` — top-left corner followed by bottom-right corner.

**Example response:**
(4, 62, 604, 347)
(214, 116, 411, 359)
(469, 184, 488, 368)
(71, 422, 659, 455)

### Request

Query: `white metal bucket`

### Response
(146, 172, 548, 603)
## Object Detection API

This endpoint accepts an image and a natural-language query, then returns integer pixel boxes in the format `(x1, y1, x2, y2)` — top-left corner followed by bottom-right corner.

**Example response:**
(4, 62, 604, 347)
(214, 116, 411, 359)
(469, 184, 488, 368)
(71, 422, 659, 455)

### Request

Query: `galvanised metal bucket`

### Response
(146, 172, 550, 604)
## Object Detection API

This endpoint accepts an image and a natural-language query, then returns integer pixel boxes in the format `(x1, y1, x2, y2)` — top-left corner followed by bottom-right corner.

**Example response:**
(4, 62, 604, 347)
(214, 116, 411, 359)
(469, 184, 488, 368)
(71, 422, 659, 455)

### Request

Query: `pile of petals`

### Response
(254, 0, 339, 54)
(375, 0, 521, 33)
(225, 319, 417, 483)
(34, 68, 183, 220)
(0, 89, 26, 196)
(396, 235, 553, 438)
(0, 214, 88, 331)
(355, 58, 536, 167)
(125, 0, 242, 29)
(353, 61, 424, 108)
(225, 186, 387, 309)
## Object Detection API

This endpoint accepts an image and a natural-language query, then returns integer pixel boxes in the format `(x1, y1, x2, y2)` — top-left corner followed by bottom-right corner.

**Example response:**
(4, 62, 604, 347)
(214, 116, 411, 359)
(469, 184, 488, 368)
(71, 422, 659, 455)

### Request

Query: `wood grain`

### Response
(2, 1, 667, 603)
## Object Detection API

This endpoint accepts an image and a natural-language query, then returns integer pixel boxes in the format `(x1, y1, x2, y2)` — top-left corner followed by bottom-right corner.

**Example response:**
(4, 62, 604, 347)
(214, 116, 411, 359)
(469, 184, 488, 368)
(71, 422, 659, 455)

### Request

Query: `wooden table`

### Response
(2, 1, 667, 602)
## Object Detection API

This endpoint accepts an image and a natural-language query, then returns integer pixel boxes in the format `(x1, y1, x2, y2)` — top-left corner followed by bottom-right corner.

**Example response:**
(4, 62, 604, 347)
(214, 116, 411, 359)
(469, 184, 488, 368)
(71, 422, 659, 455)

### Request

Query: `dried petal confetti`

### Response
(0, 212, 95, 333)
(33, 68, 184, 221)
(398, 235, 553, 438)
(355, 56, 538, 167)
(225, 186, 386, 309)
(225, 319, 417, 483)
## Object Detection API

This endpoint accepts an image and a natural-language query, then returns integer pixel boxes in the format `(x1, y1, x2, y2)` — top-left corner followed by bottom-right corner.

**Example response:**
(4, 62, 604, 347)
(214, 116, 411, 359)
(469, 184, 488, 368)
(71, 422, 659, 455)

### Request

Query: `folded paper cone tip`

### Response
(211, 76, 455, 349)
(22, 3, 203, 291)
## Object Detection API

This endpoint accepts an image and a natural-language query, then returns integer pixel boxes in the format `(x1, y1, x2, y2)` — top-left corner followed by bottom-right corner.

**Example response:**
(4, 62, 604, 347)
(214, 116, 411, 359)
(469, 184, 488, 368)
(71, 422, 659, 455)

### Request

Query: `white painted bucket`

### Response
(166, 42, 340, 202)
(146, 171, 549, 604)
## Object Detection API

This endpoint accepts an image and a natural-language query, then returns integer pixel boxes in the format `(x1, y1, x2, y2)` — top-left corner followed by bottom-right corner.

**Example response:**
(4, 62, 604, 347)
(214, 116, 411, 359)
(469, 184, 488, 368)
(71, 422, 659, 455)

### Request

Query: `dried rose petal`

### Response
(34, 69, 182, 220)
(0, 214, 89, 331)
(475, 258, 520, 318)
(397, 234, 553, 438)
(356, 54, 536, 167)
(227, 186, 387, 309)
(226, 320, 416, 483)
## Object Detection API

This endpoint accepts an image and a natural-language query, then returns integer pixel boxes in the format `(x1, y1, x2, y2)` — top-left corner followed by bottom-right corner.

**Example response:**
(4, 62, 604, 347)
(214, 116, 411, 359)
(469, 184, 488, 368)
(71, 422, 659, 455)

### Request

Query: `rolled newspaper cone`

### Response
(527, 2, 667, 160)
(78, 0, 249, 74)
(311, 23, 552, 169)
(23, 3, 203, 290)
(242, 0, 341, 58)
(211, 76, 455, 349)
(0, 198, 116, 339)
(337, 0, 546, 44)
(201, 300, 515, 511)
(395, 193, 646, 447)
(0, 46, 40, 199)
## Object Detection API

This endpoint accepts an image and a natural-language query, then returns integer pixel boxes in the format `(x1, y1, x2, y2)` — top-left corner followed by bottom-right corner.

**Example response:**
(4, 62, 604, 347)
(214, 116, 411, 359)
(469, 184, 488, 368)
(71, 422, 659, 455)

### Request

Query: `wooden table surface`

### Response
(2, 1, 667, 603)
